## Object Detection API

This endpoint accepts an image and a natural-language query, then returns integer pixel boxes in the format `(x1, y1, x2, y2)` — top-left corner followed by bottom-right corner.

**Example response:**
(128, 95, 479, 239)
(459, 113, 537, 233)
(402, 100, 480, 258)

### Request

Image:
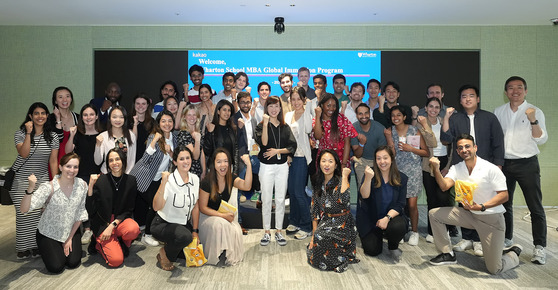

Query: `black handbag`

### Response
(3, 168, 15, 191)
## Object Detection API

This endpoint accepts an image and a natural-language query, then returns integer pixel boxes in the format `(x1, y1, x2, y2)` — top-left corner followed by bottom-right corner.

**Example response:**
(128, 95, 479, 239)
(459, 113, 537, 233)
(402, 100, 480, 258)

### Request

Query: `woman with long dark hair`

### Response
(255, 96, 297, 246)
(384, 105, 429, 246)
(312, 94, 357, 168)
(65, 103, 102, 245)
(151, 146, 200, 271)
(87, 149, 140, 267)
(307, 149, 358, 273)
(357, 146, 408, 262)
(50, 86, 79, 165)
(198, 148, 252, 266)
(130, 93, 154, 163)
(130, 110, 177, 247)
(197, 84, 216, 134)
(94, 105, 136, 174)
(20, 153, 87, 273)
(203, 99, 239, 175)
(10, 102, 59, 259)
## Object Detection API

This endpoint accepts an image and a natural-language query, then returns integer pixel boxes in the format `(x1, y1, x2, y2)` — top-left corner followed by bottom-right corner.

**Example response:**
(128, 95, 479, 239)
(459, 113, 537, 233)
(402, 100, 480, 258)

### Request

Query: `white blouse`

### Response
(285, 109, 313, 165)
(29, 176, 88, 242)
(158, 171, 200, 225)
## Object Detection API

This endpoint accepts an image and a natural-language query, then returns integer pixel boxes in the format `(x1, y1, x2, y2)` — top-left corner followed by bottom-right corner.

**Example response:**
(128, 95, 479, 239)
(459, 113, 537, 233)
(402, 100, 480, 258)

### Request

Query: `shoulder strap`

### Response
(45, 181, 55, 206)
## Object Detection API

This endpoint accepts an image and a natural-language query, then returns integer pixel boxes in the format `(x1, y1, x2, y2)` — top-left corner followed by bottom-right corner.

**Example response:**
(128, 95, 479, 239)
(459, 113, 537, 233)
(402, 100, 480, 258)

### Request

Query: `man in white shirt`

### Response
(342, 82, 365, 124)
(212, 72, 237, 111)
(494, 76, 548, 265)
(428, 134, 522, 275)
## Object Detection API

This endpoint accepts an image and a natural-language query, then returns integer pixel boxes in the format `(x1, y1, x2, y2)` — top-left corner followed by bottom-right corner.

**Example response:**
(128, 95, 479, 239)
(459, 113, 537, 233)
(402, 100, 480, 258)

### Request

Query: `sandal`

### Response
(157, 250, 175, 271)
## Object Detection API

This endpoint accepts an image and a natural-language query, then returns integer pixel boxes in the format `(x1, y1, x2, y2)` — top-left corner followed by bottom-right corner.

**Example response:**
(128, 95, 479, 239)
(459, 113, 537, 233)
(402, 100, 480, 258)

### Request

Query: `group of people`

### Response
(9, 65, 547, 276)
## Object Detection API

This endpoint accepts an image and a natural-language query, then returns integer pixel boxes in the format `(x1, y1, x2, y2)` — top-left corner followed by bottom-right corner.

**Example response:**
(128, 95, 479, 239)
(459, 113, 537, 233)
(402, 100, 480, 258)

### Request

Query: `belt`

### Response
(327, 210, 350, 217)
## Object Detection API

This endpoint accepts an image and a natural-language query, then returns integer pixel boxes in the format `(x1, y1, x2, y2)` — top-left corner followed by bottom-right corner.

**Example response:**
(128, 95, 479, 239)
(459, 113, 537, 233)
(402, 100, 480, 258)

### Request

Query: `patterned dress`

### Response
(391, 125, 422, 198)
(312, 114, 358, 168)
(176, 130, 203, 177)
(307, 177, 359, 273)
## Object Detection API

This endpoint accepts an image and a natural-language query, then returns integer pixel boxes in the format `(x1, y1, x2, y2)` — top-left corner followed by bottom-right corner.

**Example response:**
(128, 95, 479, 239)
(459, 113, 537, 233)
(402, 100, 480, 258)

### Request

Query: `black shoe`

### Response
(503, 244, 523, 257)
(118, 238, 130, 258)
(429, 253, 457, 265)
(31, 249, 40, 258)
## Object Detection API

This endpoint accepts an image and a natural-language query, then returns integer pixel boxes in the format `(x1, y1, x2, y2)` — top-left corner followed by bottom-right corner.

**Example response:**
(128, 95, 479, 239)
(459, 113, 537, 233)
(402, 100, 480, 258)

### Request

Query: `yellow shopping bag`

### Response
(184, 237, 207, 267)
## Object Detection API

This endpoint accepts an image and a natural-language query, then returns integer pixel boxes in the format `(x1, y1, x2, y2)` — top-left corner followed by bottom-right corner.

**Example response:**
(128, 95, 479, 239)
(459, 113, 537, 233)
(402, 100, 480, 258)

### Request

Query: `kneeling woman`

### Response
(87, 148, 140, 267)
(20, 153, 88, 274)
(151, 146, 200, 271)
(308, 149, 358, 273)
(198, 148, 252, 266)
(357, 146, 408, 262)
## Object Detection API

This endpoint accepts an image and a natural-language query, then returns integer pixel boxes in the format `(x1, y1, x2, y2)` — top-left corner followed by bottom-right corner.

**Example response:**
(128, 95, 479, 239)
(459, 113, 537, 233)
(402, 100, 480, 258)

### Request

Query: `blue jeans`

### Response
(287, 157, 311, 232)
(238, 155, 261, 224)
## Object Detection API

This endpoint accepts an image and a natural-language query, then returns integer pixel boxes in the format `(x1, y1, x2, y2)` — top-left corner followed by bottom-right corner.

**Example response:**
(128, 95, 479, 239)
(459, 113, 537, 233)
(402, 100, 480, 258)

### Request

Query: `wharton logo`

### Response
(358, 52, 377, 58)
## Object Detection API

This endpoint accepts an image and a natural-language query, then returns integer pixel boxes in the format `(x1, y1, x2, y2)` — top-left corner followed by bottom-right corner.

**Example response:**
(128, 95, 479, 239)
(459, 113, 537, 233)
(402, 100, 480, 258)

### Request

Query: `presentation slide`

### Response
(188, 50, 381, 102)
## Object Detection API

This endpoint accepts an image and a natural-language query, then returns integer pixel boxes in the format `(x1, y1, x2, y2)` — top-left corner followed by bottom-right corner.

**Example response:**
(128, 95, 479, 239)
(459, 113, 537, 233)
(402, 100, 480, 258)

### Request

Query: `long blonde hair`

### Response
(179, 104, 200, 133)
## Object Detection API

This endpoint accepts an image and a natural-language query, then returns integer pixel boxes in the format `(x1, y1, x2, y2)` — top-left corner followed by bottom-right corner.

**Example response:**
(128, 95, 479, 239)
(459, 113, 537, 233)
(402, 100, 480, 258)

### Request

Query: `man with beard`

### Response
(278, 73, 293, 114)
(351, 103, 387, 187)
(152, 80, 178, 118)
(90, 82, 122, 128)
(342, 82, 366, 124)
(428, 134, 522, 275)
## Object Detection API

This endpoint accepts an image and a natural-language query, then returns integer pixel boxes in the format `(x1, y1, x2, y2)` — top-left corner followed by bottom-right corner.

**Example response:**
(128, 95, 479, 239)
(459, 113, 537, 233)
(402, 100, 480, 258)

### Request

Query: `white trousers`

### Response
(259, 162, 289, 230)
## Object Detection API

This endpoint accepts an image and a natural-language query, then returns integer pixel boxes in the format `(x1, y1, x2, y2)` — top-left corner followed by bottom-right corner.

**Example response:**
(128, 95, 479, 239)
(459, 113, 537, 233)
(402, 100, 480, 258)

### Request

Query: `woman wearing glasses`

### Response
(151, 146, 200, 271)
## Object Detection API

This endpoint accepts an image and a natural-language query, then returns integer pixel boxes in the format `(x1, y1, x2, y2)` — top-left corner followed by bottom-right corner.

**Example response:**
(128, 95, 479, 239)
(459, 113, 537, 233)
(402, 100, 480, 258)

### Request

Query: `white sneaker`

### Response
(81, 229, 93, 245)
(531, 245, 546, 265)
(294, 230, 310, 240)
(473, 241, 483, 257)
(275, 232, 287, 246)
(141, 234, 159, 247)
(260, 233, 271, 246)
(425, 234, 434, 243)
(453, 239, 473, 252)
(408, 231, 419, 246)
(286, 224, 300, 234)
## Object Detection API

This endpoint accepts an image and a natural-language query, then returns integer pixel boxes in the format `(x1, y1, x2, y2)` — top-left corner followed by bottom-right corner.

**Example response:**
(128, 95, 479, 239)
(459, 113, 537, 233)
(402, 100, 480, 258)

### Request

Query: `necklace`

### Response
(269, 122, 281, 159)
(110, 174, 123, 191)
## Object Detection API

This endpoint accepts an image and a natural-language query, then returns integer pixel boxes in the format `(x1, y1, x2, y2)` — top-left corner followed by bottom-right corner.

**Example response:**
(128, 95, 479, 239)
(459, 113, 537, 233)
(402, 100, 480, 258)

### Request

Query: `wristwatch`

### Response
(480, 204, 486, 212)
(192, 228, 199, 233)
(530, 120, 538, 125)
(111, 221, 118, 227)
(385, 214, 392, 221)
(25, 190, 33, 195)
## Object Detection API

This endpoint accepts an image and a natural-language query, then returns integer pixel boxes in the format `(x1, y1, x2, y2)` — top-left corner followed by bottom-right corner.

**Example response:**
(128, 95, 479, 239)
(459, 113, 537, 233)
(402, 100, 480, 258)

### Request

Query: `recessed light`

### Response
(290, 4, 295, 7)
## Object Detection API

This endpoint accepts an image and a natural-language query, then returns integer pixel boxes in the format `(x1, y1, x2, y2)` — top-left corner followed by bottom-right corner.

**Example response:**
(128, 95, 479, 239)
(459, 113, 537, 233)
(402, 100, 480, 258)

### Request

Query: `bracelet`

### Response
(56, 121, 62, 124)
(385, 214, 392, 221)
(25, 190, 33, 195)
(192, 229, 199, 233)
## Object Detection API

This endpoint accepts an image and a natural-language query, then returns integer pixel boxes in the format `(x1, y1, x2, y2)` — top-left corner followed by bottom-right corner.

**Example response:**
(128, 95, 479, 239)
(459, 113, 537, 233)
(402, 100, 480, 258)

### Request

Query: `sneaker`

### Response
(503, 244, 523, 257)
(294, 230, 310, 240)
(31, 249, 40, 258)
(473, 241, 483, 257)
(275, 232, 287, 246)
(390, 248, 402, 263)
(453, 239, 473, 252)
(81, 229, 93, 245)
(408, 231, 419, 246)
(141, 234, 160, 247)
(239, 195, 247, 203)
(425, 234, 434, 244)
(260, 233, 271, 246)
(504, 238, 513, 249)
(531, 245, 546, 265)
(429, 252, 457, 265)
(286, 224, 300, 234)
(16, 250, 31, 260)
(251, 191, 261, 202)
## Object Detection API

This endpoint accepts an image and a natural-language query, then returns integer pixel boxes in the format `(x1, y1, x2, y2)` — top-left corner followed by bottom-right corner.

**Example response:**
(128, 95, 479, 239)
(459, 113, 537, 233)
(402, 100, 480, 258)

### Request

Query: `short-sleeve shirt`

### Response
(445, 157, 507, 215)
(200, 174, 238, 211)
(350, 120, 387, 160)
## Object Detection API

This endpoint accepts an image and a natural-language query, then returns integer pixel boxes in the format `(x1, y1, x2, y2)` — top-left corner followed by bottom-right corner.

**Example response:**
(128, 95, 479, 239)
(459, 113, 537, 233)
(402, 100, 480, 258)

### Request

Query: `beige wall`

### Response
(0, 25, 556, 205)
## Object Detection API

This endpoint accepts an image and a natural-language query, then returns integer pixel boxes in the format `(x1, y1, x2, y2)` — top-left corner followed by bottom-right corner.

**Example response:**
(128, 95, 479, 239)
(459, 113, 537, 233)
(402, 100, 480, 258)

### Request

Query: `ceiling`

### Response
(1, 0, 557, 26)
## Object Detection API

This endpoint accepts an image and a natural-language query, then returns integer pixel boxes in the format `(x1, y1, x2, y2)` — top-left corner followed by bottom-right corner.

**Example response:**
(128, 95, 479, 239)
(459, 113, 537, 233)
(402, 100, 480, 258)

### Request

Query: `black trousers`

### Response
(36, 230, 82, 274)
(423, 156, 456, 235)
(361, 215, 407, 256)
(135, 179, 161, 234)
(151, 214, 192, 262)
(503, 156, 546, 247)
